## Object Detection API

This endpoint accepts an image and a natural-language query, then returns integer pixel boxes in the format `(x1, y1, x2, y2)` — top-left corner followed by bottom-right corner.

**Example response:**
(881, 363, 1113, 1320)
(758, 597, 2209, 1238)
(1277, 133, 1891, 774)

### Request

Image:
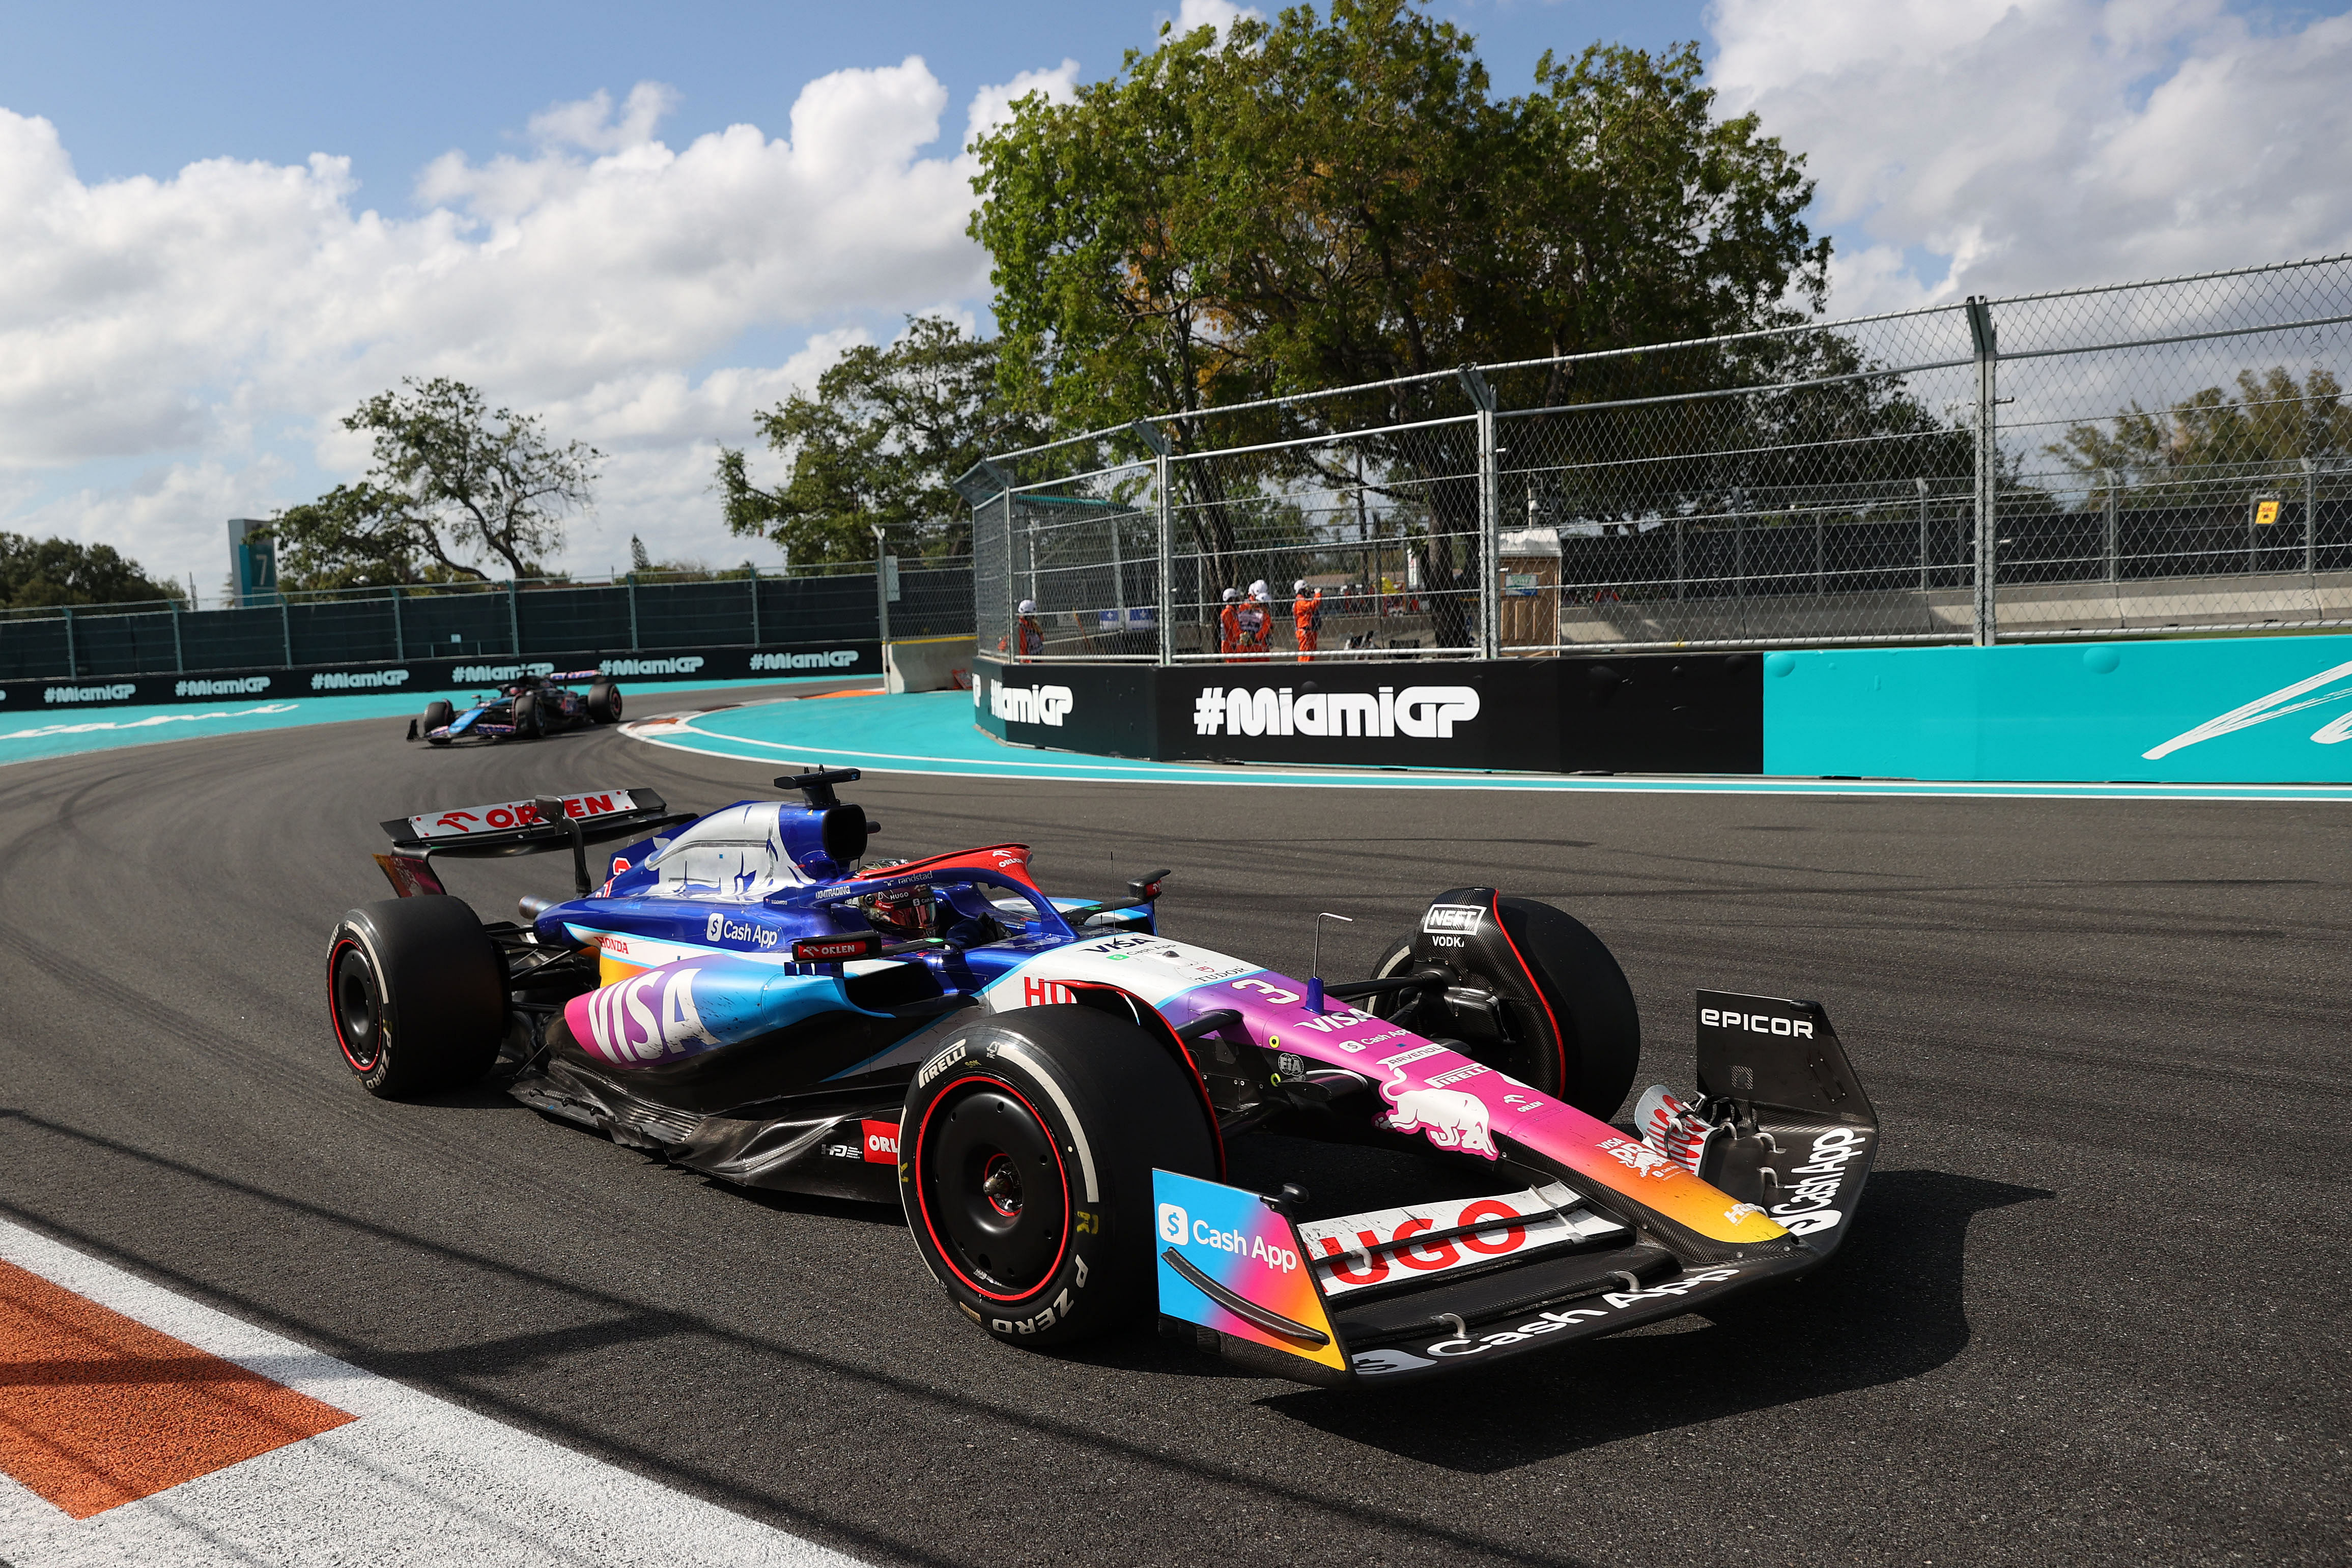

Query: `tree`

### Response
(266, 483, 427, 590)
(275, 377, 600, 583)
(0, 533, 184, 609)
(717, 316, 1043, 566)
(968, 2, 1833, 601)
(2047, 367, 2352, 498)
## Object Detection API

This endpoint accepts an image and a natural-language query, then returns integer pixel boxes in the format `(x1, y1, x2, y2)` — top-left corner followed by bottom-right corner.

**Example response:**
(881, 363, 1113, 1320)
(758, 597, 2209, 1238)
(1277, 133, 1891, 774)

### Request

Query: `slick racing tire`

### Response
(512, 692, 543, 739)
(327, 897, 505, 1098)
(586, 680, 621, 725)
(421, 699, 453, 746)
(1370, 897, 1639, 1121)
(901, 1005, 1215, 1349)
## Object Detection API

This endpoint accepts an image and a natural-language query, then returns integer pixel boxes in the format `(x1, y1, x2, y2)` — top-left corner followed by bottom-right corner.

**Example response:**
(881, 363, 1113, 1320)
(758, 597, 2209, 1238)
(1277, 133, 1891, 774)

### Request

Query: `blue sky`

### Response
(0, 2, 1711, 191)
(1, 0, 2347, 591)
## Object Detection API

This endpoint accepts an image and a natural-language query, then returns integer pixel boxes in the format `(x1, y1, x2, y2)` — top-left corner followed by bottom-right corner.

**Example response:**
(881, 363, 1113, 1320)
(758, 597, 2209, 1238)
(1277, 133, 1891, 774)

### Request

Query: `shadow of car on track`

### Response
(1250, 1169, 2050, 1470)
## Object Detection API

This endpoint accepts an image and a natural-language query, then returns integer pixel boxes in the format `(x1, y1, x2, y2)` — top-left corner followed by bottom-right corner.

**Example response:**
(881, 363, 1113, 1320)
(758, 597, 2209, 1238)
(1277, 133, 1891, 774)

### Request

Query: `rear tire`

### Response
(901, 1006, 1215, 1348)
(1370, 896, 1639, 1120)
(327, 898, 505, 1098)
(587, 680, 621, 724)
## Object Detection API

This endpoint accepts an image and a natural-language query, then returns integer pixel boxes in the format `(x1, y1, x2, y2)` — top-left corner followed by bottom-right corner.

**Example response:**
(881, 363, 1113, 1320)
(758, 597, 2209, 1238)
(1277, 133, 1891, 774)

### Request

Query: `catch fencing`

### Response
(962, 254, 2352, 660)
(0, 560, 973, 682)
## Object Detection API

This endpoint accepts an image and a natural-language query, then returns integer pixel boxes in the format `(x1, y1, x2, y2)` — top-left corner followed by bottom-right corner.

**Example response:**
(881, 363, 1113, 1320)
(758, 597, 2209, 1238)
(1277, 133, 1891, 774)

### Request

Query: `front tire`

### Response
(512, 692, 543, 739)
(587, 680, 621, 724)
(1370, 896, 1640, 1120)
(327, 898, 505, 1097)
(420, 699, 453, 747)
(901, 1006, 1215, 1348)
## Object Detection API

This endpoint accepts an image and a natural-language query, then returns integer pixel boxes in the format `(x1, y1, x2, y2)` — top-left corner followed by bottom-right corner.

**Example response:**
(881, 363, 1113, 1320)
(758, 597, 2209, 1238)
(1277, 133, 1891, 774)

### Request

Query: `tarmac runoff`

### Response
(624, 687, 2352, 804)
(0, 677, 858, 768)
(0, 1218, 857, 1567)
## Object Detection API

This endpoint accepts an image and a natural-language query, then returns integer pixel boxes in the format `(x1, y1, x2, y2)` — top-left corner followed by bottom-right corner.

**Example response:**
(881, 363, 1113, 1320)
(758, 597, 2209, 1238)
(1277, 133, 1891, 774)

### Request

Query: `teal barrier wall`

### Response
(1764, 634, 2352, 782)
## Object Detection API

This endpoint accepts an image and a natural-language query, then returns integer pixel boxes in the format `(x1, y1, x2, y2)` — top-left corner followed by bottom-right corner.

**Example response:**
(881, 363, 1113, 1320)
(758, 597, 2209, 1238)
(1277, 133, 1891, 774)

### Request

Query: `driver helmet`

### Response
(1017, 598, 1037, 615)
(869, 885, 938, 936)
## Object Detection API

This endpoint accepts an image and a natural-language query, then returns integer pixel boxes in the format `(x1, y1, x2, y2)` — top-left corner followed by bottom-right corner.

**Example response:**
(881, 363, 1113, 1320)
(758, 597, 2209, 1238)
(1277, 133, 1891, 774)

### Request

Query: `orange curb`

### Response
(0, 1258, 355, 1518)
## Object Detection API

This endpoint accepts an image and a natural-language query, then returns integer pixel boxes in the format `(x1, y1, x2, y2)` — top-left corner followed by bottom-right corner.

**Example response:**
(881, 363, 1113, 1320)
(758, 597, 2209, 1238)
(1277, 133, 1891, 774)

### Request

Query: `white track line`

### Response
(0, 1219, 861, 1568)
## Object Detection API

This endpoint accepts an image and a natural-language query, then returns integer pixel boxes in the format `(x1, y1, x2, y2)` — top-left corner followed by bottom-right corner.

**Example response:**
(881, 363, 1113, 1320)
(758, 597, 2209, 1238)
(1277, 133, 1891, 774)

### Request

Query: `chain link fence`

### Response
(966, 253, 2352, 660)
(0, 559, 973, 681)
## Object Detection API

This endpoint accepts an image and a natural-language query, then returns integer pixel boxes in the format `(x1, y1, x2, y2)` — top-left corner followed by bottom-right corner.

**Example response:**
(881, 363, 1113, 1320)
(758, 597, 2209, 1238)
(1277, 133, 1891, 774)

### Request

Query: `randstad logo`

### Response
(1194, 684, 1480, 739)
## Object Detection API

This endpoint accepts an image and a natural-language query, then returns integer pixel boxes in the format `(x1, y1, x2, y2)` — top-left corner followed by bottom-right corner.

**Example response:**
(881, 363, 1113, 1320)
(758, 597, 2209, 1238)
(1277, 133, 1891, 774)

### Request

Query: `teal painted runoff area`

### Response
(1762, 634, 2352, 783)
(629, 686, 2352, 803)
(0, 677, 863, 768)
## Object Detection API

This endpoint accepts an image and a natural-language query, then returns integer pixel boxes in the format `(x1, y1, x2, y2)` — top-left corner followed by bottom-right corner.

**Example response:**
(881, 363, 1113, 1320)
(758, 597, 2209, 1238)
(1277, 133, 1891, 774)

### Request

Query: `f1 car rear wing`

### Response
(375, 787, 695, 899)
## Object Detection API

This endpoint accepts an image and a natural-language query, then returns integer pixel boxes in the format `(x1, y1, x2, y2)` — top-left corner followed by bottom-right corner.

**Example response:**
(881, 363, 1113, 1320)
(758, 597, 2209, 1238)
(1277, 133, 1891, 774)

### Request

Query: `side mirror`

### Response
(533, 796, 591, 897)
(1127, 868, 1172, 904)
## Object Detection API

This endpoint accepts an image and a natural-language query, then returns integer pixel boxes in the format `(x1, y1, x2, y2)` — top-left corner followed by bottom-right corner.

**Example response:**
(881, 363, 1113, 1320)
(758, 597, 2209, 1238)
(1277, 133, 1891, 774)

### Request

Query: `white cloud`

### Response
(1172, 1, 1261, 39)
(1710, 0, 2352, 313)
(0, 58, 1058, 585)
(964, 60, 1083, 148)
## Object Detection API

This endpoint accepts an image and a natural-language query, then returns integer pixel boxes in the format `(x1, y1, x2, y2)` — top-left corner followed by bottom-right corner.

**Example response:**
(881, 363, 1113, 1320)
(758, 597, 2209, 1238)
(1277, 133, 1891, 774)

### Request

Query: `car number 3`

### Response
(1232, 978, 1302, 1005)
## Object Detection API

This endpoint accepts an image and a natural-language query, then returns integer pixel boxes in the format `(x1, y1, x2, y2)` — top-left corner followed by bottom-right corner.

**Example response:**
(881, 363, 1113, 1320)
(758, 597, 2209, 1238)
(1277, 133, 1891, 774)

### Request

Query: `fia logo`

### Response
(1157, 1203, 1189, 1245)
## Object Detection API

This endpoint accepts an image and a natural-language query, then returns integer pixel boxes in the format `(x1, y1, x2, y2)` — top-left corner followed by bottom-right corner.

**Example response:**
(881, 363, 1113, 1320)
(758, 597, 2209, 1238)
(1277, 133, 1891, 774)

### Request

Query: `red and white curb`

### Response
(0, 1218, 860, 1567)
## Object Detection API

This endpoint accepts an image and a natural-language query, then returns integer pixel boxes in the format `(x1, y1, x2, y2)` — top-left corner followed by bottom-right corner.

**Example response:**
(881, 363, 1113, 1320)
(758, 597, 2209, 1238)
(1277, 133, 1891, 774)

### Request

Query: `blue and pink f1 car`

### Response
(330, 771, 1878, 1383)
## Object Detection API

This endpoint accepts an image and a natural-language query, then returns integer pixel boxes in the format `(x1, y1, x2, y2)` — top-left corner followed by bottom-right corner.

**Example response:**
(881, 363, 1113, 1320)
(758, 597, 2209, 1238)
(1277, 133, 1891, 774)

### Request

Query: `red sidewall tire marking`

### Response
(912, 1072, 1074, 1306)
(326, 936, 380, 1073)
(1489, 893, 1567, 1098)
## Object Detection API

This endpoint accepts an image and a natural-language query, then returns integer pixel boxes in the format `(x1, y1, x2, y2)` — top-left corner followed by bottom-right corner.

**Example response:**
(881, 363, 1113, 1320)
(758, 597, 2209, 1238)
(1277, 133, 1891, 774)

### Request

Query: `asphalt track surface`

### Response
(0, 685, 2343, 1567)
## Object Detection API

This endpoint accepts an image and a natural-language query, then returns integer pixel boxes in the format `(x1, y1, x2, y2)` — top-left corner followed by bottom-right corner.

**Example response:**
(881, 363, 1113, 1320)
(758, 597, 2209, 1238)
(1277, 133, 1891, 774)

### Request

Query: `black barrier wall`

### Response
(0, 641, 880, 712)
(972, 654, 1762, 773)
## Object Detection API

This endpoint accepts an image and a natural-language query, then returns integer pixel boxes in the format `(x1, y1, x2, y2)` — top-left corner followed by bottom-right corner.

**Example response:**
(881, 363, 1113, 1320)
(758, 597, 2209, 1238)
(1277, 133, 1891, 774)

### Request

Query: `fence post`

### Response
(1459, 367, 1500, 659)
(391, 587, 405, 662)
(2101, 469, 2118, 583)
(2304, 457, 2319, 575)
(1674, 519, 1686, 601)
(1915, 478, 1932, 592)
(1966, 296, 2000, 646)
(281, 600, 293, 668)
(506, 579, 521, 656)
(626, 576, 639, 651)
(872, 526, 893, 647)
(748, 564, 760, 646)
(1129, 421, 1175, 666)
(171, 600, 184, 673)
(61, 607, 75, 677)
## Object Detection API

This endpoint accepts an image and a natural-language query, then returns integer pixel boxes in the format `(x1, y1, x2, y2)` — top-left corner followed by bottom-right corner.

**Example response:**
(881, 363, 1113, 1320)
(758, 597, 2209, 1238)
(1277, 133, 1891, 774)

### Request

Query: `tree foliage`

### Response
(967, 1, 1837, 606)
(272, 378, 599, 586)
(0, 533, 183, 609)
(2047, 367, 2352, 496)
(717, 317, 1042, 566)
(970, 2, 1828, 433)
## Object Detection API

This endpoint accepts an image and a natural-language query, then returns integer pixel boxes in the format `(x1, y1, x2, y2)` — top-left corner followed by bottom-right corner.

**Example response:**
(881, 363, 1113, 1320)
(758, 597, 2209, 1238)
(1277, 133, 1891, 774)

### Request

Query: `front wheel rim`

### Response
(329, 940, 384, 1071)
(915, 1077, 1070, 1302)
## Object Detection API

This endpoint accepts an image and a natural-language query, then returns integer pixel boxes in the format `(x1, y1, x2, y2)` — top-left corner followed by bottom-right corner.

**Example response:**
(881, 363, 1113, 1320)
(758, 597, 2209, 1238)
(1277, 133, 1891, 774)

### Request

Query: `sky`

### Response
(2, 0, 2348, 593)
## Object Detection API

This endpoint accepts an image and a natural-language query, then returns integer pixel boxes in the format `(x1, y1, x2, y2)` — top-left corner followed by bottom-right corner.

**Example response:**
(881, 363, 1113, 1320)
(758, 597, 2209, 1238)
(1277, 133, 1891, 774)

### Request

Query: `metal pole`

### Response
(171, 601, 184, 673)
(392, 587, 405, 662)
(1460, 368, 1500, 659)
(872, 525, 892, 647)
(61, 606, 75, 677)
(2101, 469, 2118, 583)
(748, 563, 761, 645)
(626, 576, 639, 651)
(1157, 455, 1175, 665)
(1916, 477, 1931, 592)
(506, 579, 521, 656)
(2302, 457, 2317, 575)
(281, 599, 293, 667)
(1966, 296, 2000, 646)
